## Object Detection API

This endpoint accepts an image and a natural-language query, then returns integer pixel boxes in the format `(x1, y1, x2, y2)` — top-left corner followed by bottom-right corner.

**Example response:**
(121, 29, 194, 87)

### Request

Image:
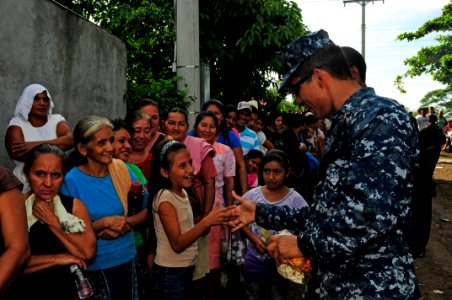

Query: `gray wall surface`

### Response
(0, 0, 127, 167)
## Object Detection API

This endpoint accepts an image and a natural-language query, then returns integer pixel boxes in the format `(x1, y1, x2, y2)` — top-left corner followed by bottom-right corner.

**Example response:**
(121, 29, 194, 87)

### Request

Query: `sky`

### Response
(293, 0, 448, 111)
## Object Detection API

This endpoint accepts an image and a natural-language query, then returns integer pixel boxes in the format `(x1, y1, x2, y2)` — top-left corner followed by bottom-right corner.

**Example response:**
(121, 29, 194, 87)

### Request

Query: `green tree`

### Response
(57, 0, 306, 111)
(420, 87, 452, 111)
(199, 0, 308, 104)
(395, 2, 451, 109)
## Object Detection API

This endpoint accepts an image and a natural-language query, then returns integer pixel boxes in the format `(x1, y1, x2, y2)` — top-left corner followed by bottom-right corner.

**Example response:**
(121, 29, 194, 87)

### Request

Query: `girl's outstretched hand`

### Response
(204, 206, 237, 226)
(227, 191, 257, 232)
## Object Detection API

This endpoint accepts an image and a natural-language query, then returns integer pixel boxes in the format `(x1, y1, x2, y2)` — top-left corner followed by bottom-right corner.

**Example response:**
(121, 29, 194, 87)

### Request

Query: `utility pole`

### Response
(175, 0, 200, 125)
(343, 0, 384, 59)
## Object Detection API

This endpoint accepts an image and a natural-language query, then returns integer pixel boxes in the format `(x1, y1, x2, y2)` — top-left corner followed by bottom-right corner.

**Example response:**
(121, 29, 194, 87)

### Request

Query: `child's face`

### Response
(262, 160, 287, 190)
(248, 113, 258, 131)
(255, 118, 265, 132)
(306, 128, 314, 139)
(165, 149, 194, 189)
(246, 157, 262, 174)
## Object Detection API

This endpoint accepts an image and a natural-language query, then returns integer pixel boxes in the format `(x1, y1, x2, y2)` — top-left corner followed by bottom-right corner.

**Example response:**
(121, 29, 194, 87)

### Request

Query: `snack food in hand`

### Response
(287, 256, 312, 273)
(277, 256, 312, 284)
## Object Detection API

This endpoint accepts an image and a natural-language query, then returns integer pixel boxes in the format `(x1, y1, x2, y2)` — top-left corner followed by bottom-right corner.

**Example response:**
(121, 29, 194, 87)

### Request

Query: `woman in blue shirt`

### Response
(61, 116, 144, 300)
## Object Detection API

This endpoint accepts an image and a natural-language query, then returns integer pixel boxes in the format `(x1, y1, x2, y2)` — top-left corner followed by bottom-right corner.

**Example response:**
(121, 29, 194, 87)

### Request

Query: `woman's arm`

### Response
(33, 198, 96, 260)
(92, 215, 131, 237)
(158, 202, 230, 253)
(224, 176, 235, 207)
(24, 253, 87, 274)
(0, 189, 30, 293)
(5, 121, 73, 161)
(53, 121, 74, 151)
(5, 126, 27, 161)
(232, 147, 249, 194)
(262, 139, 274, 151)
(127, 208, 148, 229)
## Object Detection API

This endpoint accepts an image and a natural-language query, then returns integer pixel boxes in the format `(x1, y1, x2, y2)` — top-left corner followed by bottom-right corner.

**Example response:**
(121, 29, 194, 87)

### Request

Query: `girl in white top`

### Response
(148, 140, 232, 299)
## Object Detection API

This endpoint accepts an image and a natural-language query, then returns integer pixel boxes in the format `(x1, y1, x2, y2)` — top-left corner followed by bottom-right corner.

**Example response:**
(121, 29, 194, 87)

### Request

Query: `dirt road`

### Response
(415, 151, 452, 299)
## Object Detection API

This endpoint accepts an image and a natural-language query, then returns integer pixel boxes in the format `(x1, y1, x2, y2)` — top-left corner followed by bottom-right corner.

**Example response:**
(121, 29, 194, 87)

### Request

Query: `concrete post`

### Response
(176, 0, 200, 126)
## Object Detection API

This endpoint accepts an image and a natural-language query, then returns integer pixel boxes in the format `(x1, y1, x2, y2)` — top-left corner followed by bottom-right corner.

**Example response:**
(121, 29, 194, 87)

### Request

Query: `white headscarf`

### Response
(14, 84, 55, 120)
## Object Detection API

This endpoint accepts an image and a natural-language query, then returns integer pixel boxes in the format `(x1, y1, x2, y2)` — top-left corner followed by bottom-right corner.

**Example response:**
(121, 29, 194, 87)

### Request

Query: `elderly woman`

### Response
(14, 144, 95, 300)
(61, 116, 143, 300)
(126, 111, 154, 182)
(0, 166, 29, 296)
(5, 84, 73, 190)
(129, 98, 166, 153)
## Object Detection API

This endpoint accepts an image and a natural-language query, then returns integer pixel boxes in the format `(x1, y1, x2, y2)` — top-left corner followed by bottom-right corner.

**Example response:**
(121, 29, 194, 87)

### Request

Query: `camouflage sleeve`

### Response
(297, 106, 417, 261)
(255, 203, 310, 231)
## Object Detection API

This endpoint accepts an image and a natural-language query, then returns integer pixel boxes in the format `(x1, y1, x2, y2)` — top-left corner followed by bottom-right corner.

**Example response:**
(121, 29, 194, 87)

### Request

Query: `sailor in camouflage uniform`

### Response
(230, 30, 420, 299)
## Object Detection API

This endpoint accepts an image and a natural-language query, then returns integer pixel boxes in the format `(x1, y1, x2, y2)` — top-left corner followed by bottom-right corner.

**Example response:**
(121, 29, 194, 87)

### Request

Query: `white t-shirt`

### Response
(257, 131, 268, 154)
(153, 189, 197, 267)
(416, 115, 429, 131)
(8, 114, 65, 186)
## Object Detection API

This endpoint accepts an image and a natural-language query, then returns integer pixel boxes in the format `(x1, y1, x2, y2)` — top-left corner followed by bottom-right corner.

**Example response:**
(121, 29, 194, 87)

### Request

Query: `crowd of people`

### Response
(0, 29, 448, 299)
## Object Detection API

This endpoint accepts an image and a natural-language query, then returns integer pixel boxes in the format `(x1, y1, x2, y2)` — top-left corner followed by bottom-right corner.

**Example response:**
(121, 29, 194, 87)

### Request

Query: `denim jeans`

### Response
(87, 258, 138, 300)
(148, 264, 195, 300)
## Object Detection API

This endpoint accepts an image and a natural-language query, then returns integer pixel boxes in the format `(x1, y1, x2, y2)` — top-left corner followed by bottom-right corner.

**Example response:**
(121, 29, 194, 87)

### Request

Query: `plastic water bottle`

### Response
(70, 264, 93, 299)
(128, 181, 143, 216)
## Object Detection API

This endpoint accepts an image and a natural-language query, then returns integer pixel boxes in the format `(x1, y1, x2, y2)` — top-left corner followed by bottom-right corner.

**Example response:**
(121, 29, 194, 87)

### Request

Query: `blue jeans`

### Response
(87, 259, 138, 300)
(148, 264, 195, 300)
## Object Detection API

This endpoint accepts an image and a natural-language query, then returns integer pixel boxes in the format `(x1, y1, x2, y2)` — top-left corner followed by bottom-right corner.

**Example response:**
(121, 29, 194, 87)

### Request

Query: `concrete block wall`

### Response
(0, 0, 127, 167)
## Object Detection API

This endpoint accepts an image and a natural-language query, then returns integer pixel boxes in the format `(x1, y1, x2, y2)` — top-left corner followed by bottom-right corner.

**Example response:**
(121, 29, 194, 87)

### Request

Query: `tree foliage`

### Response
(420, 86, 452, 111)
(199, 0, 308, 105)
(395, 2, 451, 108)
(57, 0, 306, 112)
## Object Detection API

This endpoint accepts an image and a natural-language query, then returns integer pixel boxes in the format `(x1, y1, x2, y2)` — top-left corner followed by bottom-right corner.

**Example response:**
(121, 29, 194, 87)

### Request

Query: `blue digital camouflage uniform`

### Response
(256, 87, 420, 299)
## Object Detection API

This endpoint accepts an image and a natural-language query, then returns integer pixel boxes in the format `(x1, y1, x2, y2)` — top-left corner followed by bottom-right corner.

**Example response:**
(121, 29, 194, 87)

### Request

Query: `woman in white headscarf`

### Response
(5, 84, 73, 190)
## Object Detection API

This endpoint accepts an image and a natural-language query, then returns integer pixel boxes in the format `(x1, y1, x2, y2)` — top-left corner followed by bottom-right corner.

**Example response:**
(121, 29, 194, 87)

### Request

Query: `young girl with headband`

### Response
(147, 140, 233, 299)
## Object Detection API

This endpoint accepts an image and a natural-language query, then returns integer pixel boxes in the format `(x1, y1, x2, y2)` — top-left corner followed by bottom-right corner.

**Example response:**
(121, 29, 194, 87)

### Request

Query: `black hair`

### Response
(258, 149, 290, 183)
(23, 144, 66, 176)
(148, 140, 188, 205)
(341, 46, 367, 83)
(304, 114, 317, 126)
(202, 99, 223, 112)
(224, 104, 237, 115)
(294, 44, 353, 82)
(124, 110, 152, 138)
(267, 110, 284, 127)
(111, 118, 127, 132)
(162, 107, 188, 123)
(202, 99, 232, 146)
(284, 113, 306, 129)
(245, 149, 264, 161)
(193, 111, 219, 134)
(131, 98, 159, 113)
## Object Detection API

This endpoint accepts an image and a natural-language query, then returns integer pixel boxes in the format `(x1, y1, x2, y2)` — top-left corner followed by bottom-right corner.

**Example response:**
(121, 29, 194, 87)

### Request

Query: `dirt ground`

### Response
(415, 151, 452, 299)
